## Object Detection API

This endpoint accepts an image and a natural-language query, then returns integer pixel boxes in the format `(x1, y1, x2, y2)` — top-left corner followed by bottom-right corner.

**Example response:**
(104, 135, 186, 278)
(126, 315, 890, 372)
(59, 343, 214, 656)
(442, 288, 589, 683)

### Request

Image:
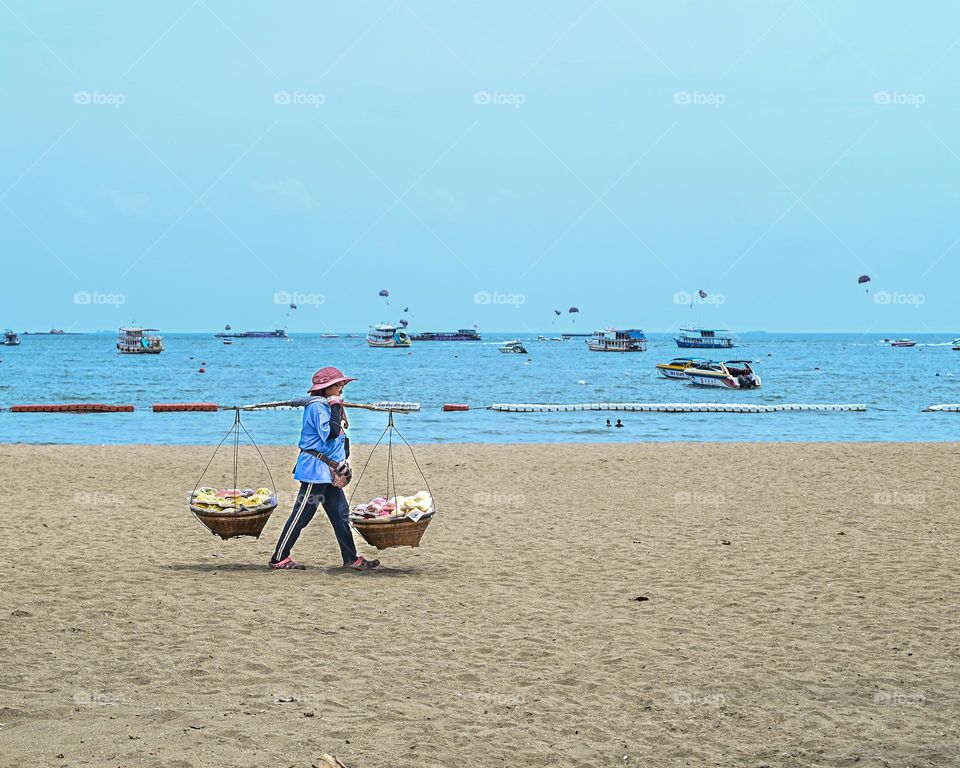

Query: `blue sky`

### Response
(2, 1, 959, 333)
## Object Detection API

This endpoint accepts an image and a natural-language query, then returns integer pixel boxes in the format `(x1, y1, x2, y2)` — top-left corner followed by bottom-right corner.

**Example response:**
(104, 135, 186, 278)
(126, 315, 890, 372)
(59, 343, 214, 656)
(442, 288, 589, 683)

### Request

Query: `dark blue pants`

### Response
(270, 482, 357, 565)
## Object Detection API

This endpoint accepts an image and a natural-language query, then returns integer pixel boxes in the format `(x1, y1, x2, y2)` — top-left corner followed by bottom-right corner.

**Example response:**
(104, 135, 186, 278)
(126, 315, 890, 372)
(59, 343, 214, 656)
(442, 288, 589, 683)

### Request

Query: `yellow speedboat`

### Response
(656, 357, 708, 380)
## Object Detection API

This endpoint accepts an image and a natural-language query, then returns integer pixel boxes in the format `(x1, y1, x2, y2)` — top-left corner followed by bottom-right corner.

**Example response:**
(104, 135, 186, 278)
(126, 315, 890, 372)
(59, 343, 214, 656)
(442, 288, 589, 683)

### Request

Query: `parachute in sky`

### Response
(569, 306, 579, 324)
(554, 309, 562, 316)
(399, 319, 409, 327)
(403, 306, 409, 312)
(289, 303, 297, 310)
(378, 289, 390, 297)
(698, 289, 708, 299)
(224, 324, 231, 331)
(858, 274, 871, 292)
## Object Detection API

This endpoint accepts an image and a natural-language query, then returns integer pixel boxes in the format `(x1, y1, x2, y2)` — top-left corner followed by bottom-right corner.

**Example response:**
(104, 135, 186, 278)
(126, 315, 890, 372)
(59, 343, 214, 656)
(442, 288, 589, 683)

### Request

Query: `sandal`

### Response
(269, 557, 306, 570)
(346, 556, 380, 571)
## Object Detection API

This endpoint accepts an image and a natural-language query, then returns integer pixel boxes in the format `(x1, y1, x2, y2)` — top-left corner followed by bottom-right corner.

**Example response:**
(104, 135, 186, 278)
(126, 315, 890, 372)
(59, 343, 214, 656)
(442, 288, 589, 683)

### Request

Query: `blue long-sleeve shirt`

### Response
(293, 400, 347, 483)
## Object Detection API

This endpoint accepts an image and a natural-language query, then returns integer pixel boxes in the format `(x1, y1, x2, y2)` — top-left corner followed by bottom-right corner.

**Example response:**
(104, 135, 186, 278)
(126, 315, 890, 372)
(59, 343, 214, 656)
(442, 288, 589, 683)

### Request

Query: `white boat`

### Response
(684, 360, 760, 389)
(367, 324, 411, 348)
(117, 327, 163, 354)
(675, 328, 734, 349)
(586, 329, 647, 352)
(891, 339, 917, 347)
(2, 330, 20, 346)
(499, 339, 527, 354)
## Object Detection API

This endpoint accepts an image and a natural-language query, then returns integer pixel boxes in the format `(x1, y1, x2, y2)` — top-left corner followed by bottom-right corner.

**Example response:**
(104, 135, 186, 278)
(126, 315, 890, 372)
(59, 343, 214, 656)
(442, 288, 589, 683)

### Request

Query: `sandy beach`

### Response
(1, 441, 957, 767)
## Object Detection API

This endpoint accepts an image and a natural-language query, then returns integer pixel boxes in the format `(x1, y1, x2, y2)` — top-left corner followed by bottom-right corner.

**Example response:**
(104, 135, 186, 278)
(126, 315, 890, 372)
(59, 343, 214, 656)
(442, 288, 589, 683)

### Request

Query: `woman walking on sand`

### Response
(269, 366, 381, 571)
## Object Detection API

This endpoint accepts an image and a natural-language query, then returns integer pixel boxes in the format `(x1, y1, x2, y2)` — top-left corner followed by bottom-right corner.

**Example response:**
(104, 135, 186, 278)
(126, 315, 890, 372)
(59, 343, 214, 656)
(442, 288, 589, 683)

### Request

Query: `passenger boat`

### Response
(890, 339, 917, 347)
(2, 330, 20, 346)
(684, 360, 761, 389)
(675, 328, 735, 349)
(117, 327, 163, 354)
(215, 329, 287, 339)
(410, 329, 481, 341)
(655, 357, 708, 379)
(499, 339, 528, 354)
(367, 324, 412, 348)
(586, 329, 647, 352)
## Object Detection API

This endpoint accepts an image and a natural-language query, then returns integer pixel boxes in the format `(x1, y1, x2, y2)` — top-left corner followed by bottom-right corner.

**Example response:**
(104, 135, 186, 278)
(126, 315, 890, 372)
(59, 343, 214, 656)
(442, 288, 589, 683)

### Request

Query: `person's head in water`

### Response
(606, 419, 611, 427)
(615, 419, 623, 428)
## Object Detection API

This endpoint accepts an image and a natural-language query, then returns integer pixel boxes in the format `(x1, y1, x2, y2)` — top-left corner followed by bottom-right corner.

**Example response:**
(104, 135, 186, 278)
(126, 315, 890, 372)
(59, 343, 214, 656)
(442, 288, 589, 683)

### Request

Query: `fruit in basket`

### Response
(191, 486, 276, 512)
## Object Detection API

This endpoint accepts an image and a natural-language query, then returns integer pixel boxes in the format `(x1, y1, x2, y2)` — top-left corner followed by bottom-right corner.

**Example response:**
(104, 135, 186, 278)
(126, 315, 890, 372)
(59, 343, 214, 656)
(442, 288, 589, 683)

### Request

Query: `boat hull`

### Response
(367, 339, 411, 348)
(684, 372, 762, 389)
(656, 367, 689, 379)
(586, 342, 646, 352)
(675, 338, 734, 349)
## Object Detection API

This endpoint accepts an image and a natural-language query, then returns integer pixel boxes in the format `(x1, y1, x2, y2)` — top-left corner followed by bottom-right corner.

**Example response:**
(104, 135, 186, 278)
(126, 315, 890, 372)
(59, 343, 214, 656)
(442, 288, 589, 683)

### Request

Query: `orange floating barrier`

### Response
(442, 403, 470, 412)
(152, 403, 219, 412)
(9, 403, 134, 413)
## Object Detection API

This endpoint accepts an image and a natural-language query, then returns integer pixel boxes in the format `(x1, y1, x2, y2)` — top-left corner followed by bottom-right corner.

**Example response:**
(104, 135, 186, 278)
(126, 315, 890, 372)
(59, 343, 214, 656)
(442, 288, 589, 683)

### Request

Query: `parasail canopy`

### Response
(568, 307, 579, 313)
(857, 275, 871, 284)
(698, 289, 708, 299)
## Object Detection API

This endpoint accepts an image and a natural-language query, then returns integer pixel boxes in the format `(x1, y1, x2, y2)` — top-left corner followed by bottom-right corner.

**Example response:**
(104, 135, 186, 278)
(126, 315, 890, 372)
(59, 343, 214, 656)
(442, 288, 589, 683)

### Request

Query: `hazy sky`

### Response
(2, 1, 958, 333)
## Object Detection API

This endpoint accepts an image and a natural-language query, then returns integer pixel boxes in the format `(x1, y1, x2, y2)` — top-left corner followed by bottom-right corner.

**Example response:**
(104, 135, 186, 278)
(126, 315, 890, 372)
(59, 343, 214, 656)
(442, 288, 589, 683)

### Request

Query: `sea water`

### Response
(0, 332, 957, 444)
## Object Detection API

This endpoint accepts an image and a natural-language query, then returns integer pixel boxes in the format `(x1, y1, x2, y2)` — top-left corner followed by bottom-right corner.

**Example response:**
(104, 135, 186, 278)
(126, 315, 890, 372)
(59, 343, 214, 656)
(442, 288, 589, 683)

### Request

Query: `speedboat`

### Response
(684, 360, 761, 389)
(656, 357, 708, 379)
(891, 339, 917, 347)
(2, 330, 20, 346)
(952, 338, 960, 351)
(499, 339, 527, 354)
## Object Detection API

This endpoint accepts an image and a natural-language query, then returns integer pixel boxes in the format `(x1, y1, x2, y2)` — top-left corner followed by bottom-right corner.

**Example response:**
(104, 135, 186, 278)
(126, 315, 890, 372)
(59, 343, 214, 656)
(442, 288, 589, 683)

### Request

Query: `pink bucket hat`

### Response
(308, 366, 357, 395)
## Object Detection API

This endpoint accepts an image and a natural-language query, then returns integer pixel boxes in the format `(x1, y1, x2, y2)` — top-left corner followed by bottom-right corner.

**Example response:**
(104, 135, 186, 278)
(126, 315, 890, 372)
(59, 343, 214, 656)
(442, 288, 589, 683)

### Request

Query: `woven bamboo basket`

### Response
(190, 503, 277, 540)
(352, 513, 433, 549)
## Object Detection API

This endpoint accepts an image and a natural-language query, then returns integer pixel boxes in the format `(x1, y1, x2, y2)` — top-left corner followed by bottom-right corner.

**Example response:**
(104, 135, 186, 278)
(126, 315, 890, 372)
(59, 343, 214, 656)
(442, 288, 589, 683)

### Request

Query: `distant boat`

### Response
(214, 329, 287, 339)
(684, 360, 760, 389)
(2, 330, 20, 346)
(410, 329, 481, 341)
(952, 338, 960, 351)
(320, 333, 340, 339)
(367, 324, 411, 348)
(561, 332, 592, 338)
(891, 339, 917, 347)
(223, 339, 233, 345)
(586, 329, 647, 352)
(675, 328, 735, 349)
(499, 339, 527, 354)
(117, 327, 163, 354)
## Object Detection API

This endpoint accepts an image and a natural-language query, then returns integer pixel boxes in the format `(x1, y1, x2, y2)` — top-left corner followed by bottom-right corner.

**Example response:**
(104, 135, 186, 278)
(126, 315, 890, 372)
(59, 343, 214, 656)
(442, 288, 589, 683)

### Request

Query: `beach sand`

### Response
(0, 442, 957, 767)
